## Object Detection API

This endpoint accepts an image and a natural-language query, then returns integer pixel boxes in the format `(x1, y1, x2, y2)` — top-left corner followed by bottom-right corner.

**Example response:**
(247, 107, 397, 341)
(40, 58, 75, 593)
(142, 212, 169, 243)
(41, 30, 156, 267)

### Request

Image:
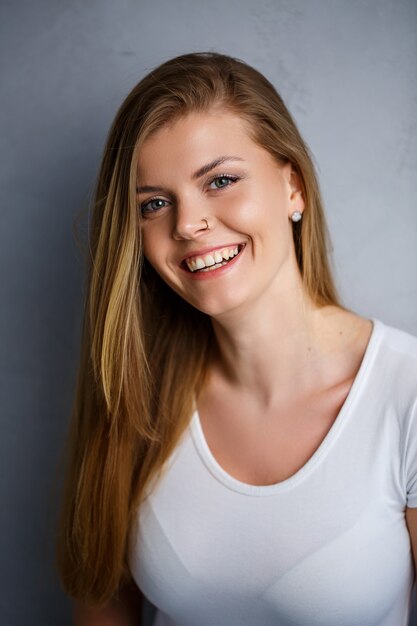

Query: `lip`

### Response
(179, 243, 246, 280)
(179, 242, 246, 265)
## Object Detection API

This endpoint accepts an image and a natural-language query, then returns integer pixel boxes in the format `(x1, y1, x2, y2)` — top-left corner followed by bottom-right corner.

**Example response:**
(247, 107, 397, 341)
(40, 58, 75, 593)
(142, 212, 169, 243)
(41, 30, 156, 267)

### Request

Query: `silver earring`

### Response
(291, 211, 303, 222)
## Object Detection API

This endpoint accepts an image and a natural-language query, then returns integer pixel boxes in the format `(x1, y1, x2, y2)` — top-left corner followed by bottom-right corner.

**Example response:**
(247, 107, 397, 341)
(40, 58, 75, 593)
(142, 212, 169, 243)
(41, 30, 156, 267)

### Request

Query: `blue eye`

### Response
(139, 174, 239, 218)
(140, 197, 169, 216)
(208, 174, 239, 189)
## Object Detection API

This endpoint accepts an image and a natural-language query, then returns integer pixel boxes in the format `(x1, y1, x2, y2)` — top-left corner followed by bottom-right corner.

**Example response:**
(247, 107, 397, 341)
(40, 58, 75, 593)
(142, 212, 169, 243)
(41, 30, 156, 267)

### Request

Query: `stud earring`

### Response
(291, 211, 303, 222)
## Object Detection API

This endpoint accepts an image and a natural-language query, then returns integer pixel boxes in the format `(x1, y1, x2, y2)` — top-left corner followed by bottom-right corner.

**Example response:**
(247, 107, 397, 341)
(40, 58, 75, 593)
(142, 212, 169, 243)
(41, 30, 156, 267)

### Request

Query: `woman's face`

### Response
(136, 109, 304, 319)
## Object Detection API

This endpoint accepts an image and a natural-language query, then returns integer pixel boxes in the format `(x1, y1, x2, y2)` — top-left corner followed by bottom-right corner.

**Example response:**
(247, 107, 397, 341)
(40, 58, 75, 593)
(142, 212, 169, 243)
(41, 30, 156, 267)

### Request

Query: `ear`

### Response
(282, 162, 305, 214)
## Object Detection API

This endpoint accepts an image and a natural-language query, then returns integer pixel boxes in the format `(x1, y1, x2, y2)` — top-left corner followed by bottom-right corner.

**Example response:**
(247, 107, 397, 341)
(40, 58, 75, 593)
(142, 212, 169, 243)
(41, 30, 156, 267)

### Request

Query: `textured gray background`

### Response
(1, 1, 416, 624)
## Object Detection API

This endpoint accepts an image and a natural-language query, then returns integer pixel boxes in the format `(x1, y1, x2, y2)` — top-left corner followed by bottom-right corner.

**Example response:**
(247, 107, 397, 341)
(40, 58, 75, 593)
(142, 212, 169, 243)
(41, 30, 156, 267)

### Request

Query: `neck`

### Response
(209, 279, 342, 410)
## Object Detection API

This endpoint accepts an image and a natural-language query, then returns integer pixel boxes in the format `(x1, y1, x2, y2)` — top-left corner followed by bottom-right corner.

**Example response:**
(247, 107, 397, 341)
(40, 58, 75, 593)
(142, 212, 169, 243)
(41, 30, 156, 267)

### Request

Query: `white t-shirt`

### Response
(128, 318, 417, 625)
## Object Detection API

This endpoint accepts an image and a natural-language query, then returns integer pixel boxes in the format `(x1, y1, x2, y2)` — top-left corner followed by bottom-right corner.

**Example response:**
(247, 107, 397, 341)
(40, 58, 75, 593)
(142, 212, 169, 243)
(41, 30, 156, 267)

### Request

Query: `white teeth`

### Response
(200, 261, 228, 272)
(185, 245, 243, 272)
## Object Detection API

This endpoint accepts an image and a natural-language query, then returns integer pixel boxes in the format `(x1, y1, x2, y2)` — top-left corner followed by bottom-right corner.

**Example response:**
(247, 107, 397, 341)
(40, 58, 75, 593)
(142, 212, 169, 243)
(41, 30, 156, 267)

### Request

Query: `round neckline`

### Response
(190, 317, 383, 496)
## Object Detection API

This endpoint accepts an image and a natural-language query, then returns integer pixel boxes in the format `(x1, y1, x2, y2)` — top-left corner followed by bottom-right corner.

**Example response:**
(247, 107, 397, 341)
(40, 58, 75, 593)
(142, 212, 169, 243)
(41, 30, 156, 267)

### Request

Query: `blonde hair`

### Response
(56, 51, 344, 608)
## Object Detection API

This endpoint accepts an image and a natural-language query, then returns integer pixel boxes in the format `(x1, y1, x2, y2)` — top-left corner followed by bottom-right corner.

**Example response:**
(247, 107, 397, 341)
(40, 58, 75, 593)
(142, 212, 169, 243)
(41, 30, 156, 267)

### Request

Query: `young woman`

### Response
(57, 51, 417, 626)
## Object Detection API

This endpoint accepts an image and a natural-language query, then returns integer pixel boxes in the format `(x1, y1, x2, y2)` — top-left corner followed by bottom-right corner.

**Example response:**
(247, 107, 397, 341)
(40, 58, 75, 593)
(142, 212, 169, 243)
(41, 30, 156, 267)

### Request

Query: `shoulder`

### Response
(370, 318, 417, 417)
(375, 318, 417, 371)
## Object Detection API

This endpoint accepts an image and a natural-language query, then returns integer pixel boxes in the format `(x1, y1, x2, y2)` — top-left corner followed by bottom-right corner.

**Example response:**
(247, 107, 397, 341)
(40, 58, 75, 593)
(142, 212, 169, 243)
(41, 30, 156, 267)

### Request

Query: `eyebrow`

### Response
(136, 155, 245, 193)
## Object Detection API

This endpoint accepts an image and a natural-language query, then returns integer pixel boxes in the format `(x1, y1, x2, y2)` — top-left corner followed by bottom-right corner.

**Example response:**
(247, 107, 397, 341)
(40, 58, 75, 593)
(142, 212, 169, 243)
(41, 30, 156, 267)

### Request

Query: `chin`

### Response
(186, 294, 248, 319)
(163, 273, 254, 319)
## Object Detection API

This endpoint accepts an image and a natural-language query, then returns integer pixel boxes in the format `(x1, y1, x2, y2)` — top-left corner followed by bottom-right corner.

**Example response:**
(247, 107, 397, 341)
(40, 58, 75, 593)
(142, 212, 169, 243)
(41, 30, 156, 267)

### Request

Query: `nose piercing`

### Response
(202, 218, 210, 230)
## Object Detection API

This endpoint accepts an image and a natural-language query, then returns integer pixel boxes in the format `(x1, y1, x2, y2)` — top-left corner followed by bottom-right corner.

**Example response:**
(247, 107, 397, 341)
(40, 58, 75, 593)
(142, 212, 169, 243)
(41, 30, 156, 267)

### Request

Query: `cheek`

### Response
(222, 189, 260, 228)
(141, 229, 166, 273)
(230, 181, 288, 221)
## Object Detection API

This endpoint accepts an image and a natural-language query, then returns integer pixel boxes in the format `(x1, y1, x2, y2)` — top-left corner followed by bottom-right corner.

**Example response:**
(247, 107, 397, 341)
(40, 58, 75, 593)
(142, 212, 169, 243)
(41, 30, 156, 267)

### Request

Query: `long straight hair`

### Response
(56, 51, 345, 608)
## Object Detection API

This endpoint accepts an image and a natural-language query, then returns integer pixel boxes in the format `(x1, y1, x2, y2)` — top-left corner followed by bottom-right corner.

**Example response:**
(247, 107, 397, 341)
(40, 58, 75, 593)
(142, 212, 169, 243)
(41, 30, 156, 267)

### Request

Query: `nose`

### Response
(172, 196, 214, 240)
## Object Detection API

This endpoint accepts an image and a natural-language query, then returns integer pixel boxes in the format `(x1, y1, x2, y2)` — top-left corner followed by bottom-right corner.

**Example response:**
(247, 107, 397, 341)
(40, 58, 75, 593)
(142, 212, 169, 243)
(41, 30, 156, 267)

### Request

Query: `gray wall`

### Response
(1, 1, 416, 624)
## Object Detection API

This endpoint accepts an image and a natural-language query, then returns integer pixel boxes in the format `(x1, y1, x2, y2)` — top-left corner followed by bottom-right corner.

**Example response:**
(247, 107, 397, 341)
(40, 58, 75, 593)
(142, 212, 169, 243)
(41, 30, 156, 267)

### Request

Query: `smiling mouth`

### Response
(182, 244, 245, 273)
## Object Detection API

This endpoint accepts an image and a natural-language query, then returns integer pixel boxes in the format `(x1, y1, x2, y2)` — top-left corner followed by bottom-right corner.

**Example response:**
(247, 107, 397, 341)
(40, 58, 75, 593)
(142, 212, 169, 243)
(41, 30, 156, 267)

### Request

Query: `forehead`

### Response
(136, 110, 263, 175)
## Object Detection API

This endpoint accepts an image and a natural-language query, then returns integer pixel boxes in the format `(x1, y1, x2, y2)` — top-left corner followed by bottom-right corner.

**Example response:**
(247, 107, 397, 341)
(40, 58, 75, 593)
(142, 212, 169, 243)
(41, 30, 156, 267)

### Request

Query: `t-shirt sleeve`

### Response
(404, 396, 417, 508)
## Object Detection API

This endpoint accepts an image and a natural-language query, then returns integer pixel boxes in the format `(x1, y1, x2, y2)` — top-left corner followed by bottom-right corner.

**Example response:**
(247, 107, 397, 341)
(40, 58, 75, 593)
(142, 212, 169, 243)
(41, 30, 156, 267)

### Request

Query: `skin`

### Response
(137, 109, 367, 396)
(136, 108, 417, 589)
(137, 110, 304, 328)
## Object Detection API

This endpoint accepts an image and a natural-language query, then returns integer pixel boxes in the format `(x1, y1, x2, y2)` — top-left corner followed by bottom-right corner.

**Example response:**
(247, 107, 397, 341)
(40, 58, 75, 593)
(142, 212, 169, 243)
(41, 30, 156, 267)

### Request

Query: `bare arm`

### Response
(406, 506, 417, 596)
(73, 579, 144, 626)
